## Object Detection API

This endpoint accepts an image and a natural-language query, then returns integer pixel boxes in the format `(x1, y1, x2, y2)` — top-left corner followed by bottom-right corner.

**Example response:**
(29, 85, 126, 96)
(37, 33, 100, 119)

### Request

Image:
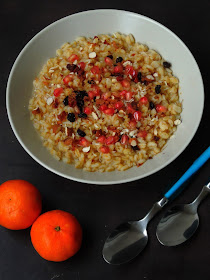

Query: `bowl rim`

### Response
(6, 9, 204, 185)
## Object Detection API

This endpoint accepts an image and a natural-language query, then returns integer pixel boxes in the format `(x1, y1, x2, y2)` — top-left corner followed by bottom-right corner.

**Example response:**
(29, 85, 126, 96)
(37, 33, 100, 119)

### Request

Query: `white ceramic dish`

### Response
(6, 9, 204, 185)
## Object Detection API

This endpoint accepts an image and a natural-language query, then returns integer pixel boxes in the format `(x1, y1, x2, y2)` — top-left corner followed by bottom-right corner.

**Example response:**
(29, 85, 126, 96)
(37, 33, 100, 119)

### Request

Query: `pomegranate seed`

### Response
(132, 69, 138, 79)
(125, 91, 133, 101)
(114, 64, 123, 73)
(120, 90, 127, 97)
(104, 108, 115, 116)
(95, 130, 103, 137)
(68, 54, 79, 63)
(84, 107, 92, 115)
(140, 96, 148, 104)
(88, 91, 95, 99)
(126, 104, 135, 114)
(105, 57, 113, 65)
(91, 66, 101, 74)
(78, 62, 86, 70)
(105, 136, 116, 145)
(125, 65, 134, 75)
(156, 104, 167, 112)
(101, 92, 111, 100)
(115, 101, 124, 109)
(100, 146, 110, 154)
(129, 119, 137, 129)
(78, 137, 90, 147)
(97, 135, 106, 144)
(53, 88, 63, 97)
(121, 134, 129, 145)
(121, 79, 130, 88)
(134, 111, 142, 121)
(137, 130, 148, 138)
(116, 75, 124, 81)
(100, 105, 108, 111)
(91, 86, 101, 96)
(63, 75, 72, 85)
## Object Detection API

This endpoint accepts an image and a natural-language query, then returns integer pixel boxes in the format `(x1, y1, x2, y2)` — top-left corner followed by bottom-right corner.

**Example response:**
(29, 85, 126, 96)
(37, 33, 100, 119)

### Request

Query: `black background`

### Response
(0, 1, 210, 279)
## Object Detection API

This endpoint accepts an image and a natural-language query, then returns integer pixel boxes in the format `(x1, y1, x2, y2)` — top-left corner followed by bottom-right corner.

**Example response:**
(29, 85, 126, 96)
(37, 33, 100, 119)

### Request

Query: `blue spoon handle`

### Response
(164, 146, 210, 199)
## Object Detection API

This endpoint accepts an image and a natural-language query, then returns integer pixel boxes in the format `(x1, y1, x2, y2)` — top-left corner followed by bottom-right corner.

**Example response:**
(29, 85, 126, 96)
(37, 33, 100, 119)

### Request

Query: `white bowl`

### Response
(6, 10, 204, 185)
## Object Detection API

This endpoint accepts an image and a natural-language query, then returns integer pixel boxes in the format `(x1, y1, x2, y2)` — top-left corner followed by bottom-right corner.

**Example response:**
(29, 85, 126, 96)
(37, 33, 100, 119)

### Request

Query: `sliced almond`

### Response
(92, 112, 98, 120)
(89, 52, 97, 59)
(123, 61, 132, 67)
(82, 146, 90, 153)
(46, 97, 54, 105)
(174, 119, 181, 125)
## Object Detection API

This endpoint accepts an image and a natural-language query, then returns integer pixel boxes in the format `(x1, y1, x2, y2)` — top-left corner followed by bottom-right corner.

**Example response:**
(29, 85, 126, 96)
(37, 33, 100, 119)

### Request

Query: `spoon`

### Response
(156, 182, 210, 246)
(102, 146, 210, 265)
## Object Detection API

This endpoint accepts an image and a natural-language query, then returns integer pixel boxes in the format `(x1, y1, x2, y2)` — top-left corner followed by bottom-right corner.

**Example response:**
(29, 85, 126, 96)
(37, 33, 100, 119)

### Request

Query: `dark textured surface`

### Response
(0, 1, 210, 279)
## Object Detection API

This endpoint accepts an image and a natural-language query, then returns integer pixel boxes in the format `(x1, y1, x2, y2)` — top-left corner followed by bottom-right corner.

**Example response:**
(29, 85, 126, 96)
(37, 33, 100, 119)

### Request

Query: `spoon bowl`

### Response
(103, 197, 167, 265)
(156, 182, 210, 246)
(103, 221, 148, 265)
(156, 204, 199, 246)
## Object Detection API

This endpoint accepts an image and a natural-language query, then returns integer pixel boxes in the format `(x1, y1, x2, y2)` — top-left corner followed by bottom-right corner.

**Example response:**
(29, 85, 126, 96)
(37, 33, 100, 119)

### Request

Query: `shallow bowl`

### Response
(6, 10, 204, 184)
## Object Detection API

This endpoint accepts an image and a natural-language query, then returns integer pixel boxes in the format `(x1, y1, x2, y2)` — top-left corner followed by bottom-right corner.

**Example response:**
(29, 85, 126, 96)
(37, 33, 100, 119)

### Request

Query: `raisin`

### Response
(107, 55, 113, 59)
(155, 85, 161, 94)
(88, 80, 95, 85)
(131, 145, 140, 151)
(95, 130, 103, 137)
(63, 96, 69, 106)
(66, 64, 77, 72)
(67, 113, 76, 122)
(154, 136, 160, 141)
(137, 72, 142, 82)
(73, 65, 80, 73)
(77, 129, 86, 137)
(116, 57, 123, 63)
(149, 101, 155, 110)
(163, 61, 171, 68)
(78, 112, 87, 118)
(77, 68, 85, 76)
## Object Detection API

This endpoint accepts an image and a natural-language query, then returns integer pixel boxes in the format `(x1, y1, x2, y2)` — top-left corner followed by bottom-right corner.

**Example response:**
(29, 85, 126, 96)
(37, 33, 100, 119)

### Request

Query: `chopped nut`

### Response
(146, 74, 155, 81)
(89, 52, 97, 58)
(130, 140, 137, 146)
(153, 73, 158, 77)
(92, 112, 98, 120)
(112, 78, 117, 83)
(174, 119, 181, 125)
(129, 130, 138, 137)
(57, 84, 61, 88)
(154, 128, 158, 136)
(123, 61, 132, 67)
(94, 124, 100, 129)
(46, 97, 54, 105)
(82, 146, 90, 153)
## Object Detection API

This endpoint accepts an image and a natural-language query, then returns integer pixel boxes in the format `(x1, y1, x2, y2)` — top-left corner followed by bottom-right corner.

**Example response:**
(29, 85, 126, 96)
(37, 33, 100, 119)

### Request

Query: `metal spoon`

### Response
(156, 182, 210, 246)
(103, 146, 210, 265)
